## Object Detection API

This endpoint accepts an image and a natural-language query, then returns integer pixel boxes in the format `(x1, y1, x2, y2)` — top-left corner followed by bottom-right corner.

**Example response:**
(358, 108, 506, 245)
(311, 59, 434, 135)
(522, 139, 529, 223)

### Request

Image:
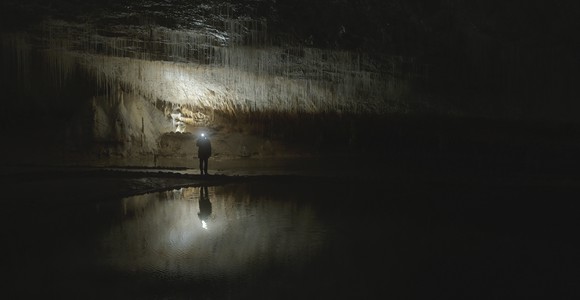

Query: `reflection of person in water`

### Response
(197, 185, 212, 229)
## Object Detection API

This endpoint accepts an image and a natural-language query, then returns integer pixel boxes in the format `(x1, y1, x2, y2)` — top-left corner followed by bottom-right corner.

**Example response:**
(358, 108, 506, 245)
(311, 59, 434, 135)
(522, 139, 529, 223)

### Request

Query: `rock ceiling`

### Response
(2, 0, 580, 120)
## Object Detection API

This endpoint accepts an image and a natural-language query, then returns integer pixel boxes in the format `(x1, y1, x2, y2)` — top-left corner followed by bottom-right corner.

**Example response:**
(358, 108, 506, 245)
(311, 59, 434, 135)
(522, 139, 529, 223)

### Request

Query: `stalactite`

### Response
(2, 16, 421, 118)
(1, 32, 31, 91)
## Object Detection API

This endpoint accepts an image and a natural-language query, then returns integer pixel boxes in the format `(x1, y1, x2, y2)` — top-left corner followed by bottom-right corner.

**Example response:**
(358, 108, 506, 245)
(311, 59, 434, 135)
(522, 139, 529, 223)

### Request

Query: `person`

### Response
(196, 132, 212, 175)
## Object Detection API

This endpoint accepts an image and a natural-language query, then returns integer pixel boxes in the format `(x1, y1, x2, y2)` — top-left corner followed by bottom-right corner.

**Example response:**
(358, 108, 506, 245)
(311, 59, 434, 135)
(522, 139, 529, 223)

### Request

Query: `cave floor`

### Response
(2, 155, 580, 299)
(2, 151, 579, 197)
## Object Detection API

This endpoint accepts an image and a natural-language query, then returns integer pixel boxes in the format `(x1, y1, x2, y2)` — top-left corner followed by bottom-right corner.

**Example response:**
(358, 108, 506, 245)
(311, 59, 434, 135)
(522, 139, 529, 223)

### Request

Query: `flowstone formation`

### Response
(1, 1, 422, 167)
(5, 1, 574, 167)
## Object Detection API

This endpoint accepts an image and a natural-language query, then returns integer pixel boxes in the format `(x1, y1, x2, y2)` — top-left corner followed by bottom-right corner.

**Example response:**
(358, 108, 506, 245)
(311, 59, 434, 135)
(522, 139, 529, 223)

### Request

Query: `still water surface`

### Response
(99, 184, 326, 280)
(5, 178, 579, 299)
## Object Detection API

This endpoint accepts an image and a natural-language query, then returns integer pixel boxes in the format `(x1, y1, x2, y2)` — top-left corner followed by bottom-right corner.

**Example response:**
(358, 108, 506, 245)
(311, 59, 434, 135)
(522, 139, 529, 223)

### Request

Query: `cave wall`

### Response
(2, 0, 579, 121)
(0, 15, 425, 167)
(89, 92, 172, 158)
(1, 0, 579, 168)
(1, 21, 419, 114)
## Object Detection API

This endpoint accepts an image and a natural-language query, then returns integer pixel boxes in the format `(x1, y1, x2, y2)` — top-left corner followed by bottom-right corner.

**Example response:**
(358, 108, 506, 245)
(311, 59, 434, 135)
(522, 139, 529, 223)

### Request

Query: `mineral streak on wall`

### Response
(0, 10, 421, 166)
(2, 18, 416, 116)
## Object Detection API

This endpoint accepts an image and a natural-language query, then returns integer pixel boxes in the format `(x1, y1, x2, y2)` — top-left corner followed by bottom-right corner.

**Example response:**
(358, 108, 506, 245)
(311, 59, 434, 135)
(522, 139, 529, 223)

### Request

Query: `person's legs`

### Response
(203, 158, 209, 175)
(199, 158, 204, 175)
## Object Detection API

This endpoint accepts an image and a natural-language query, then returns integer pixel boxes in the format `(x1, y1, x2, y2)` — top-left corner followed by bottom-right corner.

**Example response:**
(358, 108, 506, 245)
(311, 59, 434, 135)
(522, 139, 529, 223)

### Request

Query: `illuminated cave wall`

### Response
(2, 1, 578, 167)
(0, 15, 420, 166)
(4, 19, 416, 113)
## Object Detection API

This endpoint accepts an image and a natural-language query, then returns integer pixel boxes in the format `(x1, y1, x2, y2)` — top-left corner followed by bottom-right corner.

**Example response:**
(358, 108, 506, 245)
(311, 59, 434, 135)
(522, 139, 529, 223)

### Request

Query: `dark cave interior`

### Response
(2, 2, 580, 300)
(1, 0, 579, 169)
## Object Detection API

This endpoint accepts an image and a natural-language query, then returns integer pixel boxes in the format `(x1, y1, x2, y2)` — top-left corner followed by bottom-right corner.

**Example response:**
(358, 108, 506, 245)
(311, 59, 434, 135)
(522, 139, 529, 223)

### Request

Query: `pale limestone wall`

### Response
(0, 22, 421, 167)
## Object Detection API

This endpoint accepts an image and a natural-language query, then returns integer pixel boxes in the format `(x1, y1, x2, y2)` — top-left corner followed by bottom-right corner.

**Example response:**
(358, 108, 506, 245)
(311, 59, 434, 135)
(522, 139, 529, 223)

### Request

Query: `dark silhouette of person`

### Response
(196, 132, 212, 175)
(197, 185, 212, 228)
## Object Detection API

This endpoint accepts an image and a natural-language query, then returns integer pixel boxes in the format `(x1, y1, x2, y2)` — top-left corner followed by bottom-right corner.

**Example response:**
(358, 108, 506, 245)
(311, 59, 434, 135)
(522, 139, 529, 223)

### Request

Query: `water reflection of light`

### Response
(98, 185, 326, 278)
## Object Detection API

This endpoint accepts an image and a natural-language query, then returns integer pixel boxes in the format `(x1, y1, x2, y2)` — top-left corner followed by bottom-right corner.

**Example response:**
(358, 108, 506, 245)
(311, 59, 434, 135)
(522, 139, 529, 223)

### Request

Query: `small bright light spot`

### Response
(201, 220, 208, 230)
